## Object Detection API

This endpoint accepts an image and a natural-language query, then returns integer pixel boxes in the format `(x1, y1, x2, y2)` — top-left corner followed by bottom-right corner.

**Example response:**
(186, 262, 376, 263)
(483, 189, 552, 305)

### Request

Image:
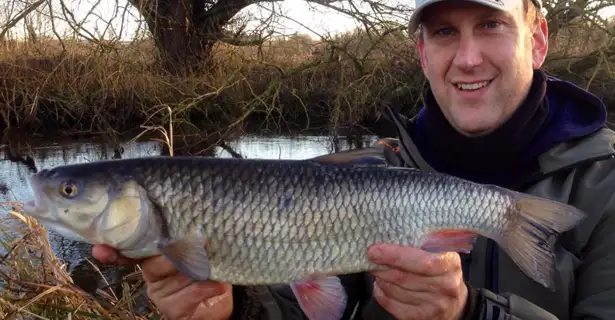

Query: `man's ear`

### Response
(531, 17, 548, 69)
(417, 31, 430, 80)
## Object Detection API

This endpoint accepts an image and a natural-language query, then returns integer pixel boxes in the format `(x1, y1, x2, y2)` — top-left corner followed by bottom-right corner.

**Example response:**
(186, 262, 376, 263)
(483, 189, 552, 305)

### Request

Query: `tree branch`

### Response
(0, 0, 45, 41)
(219, 29, 273, 45)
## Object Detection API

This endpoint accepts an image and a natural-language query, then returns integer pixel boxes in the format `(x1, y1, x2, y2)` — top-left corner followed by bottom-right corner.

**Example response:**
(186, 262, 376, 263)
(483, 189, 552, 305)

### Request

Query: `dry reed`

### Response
(1, 22, 614, 138)
(0, 204, 161, 320)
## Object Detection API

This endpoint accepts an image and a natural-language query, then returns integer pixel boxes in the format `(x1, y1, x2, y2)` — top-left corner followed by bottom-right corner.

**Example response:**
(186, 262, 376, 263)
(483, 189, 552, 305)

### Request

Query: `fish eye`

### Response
(59, 181, 78, 198)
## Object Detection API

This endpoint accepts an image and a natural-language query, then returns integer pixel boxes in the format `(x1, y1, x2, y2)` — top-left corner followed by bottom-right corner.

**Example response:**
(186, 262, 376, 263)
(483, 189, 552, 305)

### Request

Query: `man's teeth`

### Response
(456, 80, 490, 90)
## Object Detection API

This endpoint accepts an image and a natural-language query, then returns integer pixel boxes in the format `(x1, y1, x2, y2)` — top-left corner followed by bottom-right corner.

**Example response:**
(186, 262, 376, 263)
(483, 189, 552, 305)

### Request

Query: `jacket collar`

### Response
(537, 127, 615, 175)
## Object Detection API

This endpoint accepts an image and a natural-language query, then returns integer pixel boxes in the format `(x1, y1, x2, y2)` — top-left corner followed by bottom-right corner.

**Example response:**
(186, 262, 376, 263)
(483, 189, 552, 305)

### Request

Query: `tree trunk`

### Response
(128, 0, 252, 75)
(146, 0, 211, 73)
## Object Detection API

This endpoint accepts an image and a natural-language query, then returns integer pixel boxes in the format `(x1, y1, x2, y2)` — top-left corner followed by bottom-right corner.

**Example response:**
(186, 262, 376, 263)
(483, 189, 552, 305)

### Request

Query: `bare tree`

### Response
(118, 0, 409, 73)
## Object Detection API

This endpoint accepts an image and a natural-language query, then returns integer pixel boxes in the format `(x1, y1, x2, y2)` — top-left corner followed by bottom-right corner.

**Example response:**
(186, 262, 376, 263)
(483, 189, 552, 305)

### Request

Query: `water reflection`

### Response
(217, 134, 375, 159)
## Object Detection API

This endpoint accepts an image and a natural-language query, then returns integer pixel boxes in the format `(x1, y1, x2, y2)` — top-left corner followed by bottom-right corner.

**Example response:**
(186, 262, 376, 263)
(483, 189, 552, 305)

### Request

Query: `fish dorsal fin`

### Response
(310, 138, 402, 166)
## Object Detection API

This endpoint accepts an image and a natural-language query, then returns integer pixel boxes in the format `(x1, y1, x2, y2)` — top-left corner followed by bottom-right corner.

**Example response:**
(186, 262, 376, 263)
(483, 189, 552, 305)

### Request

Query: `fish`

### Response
(19, 151, 586, 320)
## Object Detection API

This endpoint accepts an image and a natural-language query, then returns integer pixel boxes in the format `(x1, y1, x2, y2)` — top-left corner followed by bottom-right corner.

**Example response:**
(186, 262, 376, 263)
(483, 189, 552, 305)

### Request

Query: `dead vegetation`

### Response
(0, 206, 159, 319)
(0, 21, 612, 139)
(0, 0, 610, 138)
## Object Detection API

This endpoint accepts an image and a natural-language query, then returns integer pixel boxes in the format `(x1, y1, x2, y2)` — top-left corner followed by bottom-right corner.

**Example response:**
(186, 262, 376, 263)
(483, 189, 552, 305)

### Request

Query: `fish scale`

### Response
(22, 155, 587, 319)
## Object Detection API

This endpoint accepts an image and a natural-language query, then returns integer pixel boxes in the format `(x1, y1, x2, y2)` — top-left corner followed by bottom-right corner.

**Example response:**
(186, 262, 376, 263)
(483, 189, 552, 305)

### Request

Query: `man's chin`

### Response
(450, 118, 499, 137)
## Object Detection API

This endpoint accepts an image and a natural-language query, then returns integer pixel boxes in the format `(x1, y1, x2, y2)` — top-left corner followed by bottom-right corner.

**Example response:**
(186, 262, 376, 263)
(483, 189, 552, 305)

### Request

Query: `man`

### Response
(93, 0, 615, 317)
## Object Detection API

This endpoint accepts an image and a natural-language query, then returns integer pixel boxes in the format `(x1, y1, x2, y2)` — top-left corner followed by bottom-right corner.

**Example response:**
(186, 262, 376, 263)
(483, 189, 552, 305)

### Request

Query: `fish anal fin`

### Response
(420, 230, 478, 254)
(158, 233, 211, 281)
(290, 276, 348, 320)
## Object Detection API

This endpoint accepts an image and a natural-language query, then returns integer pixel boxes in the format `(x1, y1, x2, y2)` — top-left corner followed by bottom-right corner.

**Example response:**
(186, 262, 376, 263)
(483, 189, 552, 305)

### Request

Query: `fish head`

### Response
(22, 165, 158, 256)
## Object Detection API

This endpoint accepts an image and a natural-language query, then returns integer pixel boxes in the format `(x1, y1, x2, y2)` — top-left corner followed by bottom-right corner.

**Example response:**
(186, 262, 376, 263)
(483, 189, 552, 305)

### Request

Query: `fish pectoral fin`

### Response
(157, 234, 211, 281)
(290, 276, 348, 320)
(420, 230, 478, 254)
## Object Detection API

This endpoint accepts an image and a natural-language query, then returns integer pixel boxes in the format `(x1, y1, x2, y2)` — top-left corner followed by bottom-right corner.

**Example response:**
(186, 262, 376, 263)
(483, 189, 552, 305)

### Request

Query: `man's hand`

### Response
(367, 244, 468, 320)
(92, 245, 233, 320)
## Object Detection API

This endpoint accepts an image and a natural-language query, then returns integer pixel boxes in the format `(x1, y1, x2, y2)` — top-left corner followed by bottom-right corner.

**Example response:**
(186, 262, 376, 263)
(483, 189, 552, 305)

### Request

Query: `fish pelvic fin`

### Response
(290, 276, 348, 320)
(157, 232, 211, 281)
(501, 191, 586, 291)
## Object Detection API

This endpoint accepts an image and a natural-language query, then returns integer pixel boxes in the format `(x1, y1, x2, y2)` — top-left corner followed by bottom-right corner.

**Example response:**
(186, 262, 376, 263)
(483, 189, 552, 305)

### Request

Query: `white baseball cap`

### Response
(407, 0, 542, 33)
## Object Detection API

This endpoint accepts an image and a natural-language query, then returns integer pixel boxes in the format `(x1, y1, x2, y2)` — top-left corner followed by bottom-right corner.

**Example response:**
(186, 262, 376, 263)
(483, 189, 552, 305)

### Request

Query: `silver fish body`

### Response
(23, 156, 585, 291)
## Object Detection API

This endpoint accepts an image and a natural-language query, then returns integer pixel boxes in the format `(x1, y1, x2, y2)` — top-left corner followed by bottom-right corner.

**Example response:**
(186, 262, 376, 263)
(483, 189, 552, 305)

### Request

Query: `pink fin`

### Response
(421, 230, 478, 253)
(290, 276, 347, 320)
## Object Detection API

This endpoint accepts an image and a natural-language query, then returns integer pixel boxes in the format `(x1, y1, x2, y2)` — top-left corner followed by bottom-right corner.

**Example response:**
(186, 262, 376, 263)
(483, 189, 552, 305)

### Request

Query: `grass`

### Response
(0, 205, 161, 320)
(1, 23, 614, 139)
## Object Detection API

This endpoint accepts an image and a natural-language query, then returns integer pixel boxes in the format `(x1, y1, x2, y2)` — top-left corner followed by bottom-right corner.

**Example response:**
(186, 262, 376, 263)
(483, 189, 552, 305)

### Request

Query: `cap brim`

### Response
(407, 0, 511, 33)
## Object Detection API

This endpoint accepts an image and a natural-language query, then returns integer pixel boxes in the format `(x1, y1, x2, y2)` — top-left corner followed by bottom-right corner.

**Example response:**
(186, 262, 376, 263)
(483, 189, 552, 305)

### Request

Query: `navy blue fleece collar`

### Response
(524, 74, 608, 159)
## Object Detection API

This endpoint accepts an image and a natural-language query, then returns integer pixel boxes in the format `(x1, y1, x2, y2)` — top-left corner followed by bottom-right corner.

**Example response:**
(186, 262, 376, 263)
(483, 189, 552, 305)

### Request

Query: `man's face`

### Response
(417, 1, 548, 136)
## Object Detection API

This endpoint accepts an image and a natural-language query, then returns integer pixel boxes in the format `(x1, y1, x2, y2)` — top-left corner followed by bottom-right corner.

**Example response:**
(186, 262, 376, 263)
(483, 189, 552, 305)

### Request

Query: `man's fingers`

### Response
(368, 244, 461, 276)
(147, 270, 197, 299)
(371, 267, 463, 297)
(373, 284, 419, 319)
(154, 282, 227, 319)
(92, 244, 140, 265)
(373, 282, 446, 320)
(371, 269, 432, 294)
(195, 292, 234, 320)
(205, 284, 233, 307)
(148, 274, 226, 303)
(141, 255, 182, 283)
(373, 279, 426, 305)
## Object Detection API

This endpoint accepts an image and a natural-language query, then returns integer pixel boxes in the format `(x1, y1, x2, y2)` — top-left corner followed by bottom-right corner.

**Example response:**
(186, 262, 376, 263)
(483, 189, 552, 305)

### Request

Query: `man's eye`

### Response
(434, 27, 455, 36)
(484, 21, 500, 28)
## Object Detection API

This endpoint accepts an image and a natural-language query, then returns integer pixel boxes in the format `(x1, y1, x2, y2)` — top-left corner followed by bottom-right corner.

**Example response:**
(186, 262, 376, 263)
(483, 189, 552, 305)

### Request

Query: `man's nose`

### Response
(452, 33, 483, 71)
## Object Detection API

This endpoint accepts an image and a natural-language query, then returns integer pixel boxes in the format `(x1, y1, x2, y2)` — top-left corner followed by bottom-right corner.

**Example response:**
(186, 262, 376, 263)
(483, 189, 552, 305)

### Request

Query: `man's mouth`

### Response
(455, 79, 492, 91)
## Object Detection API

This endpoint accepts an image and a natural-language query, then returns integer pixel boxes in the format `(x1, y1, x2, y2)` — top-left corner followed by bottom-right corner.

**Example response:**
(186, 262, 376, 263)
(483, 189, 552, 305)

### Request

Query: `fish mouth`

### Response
(22, 173, 51, 218)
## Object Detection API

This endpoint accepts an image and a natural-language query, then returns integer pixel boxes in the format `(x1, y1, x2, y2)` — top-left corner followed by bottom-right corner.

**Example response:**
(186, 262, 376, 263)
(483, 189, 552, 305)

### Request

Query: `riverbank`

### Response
(0, 30, 419, 138)
(0, 209, 158, 319)
(2, 27, 613, 138)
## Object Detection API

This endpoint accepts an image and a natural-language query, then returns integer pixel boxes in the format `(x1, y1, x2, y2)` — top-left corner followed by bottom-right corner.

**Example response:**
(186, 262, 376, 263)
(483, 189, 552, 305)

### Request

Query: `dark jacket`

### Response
(229, 74, 615, 320)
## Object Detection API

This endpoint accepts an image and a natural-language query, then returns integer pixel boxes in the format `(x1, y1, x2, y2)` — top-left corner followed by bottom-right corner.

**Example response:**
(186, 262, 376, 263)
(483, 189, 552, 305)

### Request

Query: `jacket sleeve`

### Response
(568, 204, 615, 319)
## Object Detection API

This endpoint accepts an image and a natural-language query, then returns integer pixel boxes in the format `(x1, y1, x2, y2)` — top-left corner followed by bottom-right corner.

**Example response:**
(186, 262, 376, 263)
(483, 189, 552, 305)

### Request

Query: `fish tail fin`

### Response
(290, 276, 348, 320)
(501, 192, 586, 290)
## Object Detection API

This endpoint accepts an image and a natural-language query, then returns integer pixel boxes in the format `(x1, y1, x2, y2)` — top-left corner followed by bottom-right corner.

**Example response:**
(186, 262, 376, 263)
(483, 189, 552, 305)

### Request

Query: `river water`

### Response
(0, 133, 378, 299)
